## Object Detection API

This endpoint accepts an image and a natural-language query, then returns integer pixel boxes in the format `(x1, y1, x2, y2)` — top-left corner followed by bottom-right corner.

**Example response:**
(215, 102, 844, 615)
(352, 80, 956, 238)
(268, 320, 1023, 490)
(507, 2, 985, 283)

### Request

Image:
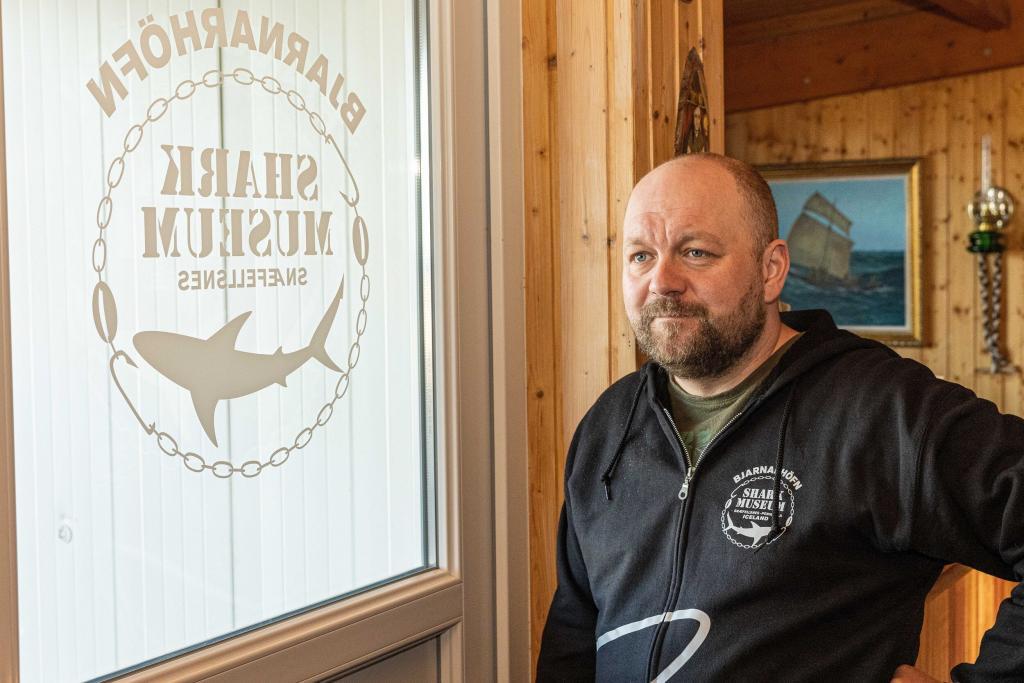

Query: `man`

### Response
(536, 153, 1024, 682)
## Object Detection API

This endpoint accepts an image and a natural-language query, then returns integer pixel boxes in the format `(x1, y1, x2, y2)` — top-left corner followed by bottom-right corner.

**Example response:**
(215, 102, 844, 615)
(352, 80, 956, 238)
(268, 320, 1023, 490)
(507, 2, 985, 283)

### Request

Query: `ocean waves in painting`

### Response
(782, 250, 905, 327)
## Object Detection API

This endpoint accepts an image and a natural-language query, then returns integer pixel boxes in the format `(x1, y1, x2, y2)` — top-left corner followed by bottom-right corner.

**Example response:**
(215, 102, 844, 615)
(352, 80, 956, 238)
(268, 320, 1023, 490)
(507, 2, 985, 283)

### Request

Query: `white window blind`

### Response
(4, 1, 433, 680)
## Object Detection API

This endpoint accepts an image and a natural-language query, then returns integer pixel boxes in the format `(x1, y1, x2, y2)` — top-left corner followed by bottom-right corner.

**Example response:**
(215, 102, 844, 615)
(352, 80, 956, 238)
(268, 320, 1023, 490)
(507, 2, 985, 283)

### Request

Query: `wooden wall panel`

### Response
(688, 0, 725, 154)
(607, 0, 641, 382)
(522, 0, 562, 668)
(1004, 73, 1024, 417)
(973, 71, 1005, 405)
(554, 0, 613, 476)
(948, 77, 978, 388)
(522, 0, 725, 666)
(649, 0, 676, 166)
(893, 87, 922, 363)
(920, 80, 951, 375)
(726, 67, 1021, 678)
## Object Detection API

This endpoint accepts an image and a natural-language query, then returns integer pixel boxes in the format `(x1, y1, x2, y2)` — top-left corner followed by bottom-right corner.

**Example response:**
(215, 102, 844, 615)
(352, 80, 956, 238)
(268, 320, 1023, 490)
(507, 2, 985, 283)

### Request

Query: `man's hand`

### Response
(891, 664, 945, 682)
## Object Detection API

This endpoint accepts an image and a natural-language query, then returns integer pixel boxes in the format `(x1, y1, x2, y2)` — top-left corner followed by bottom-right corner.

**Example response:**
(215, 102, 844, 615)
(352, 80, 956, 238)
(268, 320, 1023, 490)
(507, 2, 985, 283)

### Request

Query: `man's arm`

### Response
(536, 435, 598, 681)
(908, 382, 1024, 682)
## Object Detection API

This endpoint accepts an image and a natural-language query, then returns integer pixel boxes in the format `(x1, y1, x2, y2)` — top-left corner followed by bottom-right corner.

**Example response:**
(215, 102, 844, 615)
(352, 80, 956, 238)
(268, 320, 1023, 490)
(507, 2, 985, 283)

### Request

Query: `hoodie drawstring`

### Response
(602, 374, 648, 501)
(758, 381, 798, 550)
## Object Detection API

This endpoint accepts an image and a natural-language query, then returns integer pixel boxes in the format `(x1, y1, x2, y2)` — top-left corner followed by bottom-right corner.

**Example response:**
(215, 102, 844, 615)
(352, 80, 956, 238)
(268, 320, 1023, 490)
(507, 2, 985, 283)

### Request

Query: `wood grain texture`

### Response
(607, 0, 640, 382)
(894, 86, 923, 362)
(0, 11, 19, 677)
(948, 76, 978, 389)
(523, 0, 724, 665)
(726, 67, 1023, 678)
(972, 70, 1005, 404)
(725, 0, 874, 25)
(929, 0, 1010, 30)
(648, 0, 676, 166)
(725, 0, 920, 46)
(1003, 70, 1024, 417)
(696, 0, 725, 153)
(522, 0, 562, 667)
(726, 8, 1024, 113)
(920, 80, 951, 373)
(555, 0, 612, 436)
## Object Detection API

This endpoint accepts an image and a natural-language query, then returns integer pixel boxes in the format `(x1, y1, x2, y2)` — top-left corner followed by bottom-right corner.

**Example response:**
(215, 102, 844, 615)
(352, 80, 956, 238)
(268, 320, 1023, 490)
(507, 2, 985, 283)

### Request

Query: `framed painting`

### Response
(758, 158, 923, 346)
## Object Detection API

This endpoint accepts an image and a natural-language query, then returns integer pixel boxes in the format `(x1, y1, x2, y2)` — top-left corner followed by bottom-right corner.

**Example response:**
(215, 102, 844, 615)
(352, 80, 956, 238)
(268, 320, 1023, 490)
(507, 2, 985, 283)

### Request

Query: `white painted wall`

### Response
(3, 1, 429, 681)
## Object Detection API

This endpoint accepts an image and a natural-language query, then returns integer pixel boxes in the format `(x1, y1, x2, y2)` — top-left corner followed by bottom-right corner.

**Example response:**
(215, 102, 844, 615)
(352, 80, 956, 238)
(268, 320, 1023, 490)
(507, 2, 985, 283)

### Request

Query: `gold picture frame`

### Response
(758, 158, 923, 346)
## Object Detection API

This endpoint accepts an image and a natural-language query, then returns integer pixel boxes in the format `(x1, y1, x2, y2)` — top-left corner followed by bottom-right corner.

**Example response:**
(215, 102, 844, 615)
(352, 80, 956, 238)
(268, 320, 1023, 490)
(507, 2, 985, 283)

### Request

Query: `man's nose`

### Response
(649, 257, 686, 296)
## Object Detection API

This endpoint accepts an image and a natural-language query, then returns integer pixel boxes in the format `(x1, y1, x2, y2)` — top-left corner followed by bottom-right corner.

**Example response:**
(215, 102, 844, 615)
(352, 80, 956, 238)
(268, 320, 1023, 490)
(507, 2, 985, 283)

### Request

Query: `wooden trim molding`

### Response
(117, 571, 463, 682)
(487, 0, 530, 680)
(0, 5, 19, 680)
(523, 0, 724, 666)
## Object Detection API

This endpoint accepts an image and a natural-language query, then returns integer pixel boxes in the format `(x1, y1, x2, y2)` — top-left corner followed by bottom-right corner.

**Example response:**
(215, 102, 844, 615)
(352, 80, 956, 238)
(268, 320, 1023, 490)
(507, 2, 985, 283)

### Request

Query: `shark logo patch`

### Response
(721, 468, 801, 550)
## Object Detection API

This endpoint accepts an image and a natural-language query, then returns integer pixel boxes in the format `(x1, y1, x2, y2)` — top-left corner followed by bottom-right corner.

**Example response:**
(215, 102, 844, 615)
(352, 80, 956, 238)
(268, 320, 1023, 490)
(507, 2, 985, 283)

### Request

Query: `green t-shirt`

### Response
(667, 334, 802, 459)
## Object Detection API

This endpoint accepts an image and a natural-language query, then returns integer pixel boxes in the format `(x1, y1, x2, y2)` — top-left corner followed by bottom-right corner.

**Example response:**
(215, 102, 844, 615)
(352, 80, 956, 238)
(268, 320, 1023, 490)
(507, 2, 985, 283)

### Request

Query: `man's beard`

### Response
(632, 282, 766, 380)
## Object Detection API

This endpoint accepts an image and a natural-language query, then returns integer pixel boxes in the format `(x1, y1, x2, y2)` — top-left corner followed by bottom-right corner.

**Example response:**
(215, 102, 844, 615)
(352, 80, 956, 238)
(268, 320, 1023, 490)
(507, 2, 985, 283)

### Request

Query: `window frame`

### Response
(0, 0, 520, 678)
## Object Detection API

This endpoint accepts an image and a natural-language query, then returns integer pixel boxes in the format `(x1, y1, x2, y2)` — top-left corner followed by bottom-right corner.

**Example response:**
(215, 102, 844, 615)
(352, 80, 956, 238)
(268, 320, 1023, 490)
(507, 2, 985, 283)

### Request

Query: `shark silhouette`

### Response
(133, 278, 344, 446)
(725, 512, 774, 546)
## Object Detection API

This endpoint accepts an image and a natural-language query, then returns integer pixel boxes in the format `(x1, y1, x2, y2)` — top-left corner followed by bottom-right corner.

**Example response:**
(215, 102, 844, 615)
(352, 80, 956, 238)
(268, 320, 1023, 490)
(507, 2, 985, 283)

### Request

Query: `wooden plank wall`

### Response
(726, 67, 1021, 677)
(522, 0, 724, 665)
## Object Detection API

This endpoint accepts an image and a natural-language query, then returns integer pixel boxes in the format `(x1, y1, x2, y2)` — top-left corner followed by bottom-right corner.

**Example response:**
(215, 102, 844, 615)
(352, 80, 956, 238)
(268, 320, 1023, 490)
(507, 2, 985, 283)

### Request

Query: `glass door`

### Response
(0, 0, 495, 679)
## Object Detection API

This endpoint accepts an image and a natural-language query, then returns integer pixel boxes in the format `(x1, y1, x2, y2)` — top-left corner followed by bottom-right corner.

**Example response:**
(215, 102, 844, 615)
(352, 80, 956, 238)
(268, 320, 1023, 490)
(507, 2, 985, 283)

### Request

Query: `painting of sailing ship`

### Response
(759, 159, 922, 345)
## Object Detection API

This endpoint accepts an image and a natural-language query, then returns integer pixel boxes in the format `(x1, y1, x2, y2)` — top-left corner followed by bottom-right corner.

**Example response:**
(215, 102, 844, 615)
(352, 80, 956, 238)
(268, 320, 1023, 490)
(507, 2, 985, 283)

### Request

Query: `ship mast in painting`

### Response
(787, 192, 855, 286)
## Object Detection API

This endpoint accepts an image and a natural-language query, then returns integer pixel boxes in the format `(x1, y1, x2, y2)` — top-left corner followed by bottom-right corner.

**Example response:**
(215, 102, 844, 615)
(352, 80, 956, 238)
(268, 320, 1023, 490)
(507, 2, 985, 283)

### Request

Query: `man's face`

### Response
(622, 160, 768, 380)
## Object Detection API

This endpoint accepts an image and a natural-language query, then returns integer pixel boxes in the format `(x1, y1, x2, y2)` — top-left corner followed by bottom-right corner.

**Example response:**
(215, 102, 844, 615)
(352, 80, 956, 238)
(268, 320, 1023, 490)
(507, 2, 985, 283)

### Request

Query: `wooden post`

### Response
(522, 0, 724, 667)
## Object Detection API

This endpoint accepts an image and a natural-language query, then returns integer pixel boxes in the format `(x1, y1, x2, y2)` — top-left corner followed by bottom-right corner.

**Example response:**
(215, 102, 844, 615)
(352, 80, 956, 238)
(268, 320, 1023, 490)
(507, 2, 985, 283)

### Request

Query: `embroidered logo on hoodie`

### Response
(721, 467, 802, 549)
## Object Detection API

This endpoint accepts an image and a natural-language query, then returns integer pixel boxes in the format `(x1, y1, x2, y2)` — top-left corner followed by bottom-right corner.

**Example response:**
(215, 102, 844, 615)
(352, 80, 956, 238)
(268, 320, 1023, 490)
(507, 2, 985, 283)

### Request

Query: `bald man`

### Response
(536, 154, 1024, 682)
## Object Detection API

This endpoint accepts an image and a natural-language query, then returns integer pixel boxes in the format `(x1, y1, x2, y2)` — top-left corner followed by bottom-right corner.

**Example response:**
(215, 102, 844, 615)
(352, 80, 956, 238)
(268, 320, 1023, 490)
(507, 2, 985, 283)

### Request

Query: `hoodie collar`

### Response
(607, 310, 872, 505)
(643, 308, 880, 409)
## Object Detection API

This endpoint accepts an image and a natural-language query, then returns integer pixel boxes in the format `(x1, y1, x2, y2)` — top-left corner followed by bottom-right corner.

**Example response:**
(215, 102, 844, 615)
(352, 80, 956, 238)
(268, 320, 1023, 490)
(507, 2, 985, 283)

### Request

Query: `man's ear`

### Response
(762, 239, 790, 303)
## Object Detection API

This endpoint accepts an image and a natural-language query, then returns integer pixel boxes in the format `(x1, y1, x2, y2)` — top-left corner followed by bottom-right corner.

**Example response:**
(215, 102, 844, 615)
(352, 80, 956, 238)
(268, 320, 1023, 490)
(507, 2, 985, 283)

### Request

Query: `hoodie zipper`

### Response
(646, 406, 745, 681)
(663, 407, 744, 500)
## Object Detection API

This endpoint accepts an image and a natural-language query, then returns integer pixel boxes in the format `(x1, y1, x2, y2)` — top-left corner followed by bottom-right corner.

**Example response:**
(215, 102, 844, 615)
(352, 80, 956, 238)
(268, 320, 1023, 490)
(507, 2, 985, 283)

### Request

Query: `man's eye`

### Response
(686, 249, 709, 258)
(631, 252, 650, 263)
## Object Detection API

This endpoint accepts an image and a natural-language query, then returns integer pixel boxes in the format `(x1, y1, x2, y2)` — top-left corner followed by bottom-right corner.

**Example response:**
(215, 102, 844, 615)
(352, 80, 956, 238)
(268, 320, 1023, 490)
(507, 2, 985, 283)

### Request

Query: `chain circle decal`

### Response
(93, 70, 367, 478)
(720, 473, 796, 550)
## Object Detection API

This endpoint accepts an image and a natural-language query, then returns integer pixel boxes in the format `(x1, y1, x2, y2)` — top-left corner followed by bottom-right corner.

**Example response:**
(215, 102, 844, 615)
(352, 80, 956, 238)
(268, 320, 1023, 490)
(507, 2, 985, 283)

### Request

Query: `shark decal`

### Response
(133, 278, 344, 446)
(724, 513, 773, 547)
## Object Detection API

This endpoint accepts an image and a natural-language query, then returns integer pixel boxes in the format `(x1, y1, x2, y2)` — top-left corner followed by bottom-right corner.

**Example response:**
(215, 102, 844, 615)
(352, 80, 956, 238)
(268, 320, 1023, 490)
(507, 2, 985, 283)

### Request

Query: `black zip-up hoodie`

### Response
(537, 310, 1024, 682)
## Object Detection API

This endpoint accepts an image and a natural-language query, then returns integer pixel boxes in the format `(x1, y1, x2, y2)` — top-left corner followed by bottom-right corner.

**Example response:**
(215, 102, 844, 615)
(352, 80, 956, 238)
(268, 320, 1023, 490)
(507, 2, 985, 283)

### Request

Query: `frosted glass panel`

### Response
(3, 1, 431, 680)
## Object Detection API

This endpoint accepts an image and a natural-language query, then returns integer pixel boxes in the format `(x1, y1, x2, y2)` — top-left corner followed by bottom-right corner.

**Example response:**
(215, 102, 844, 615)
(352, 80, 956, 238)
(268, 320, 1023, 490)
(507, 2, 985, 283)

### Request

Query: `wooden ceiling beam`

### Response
(726, 0, 920, 47)
(726, 0, 860, 26)
(726, 6, 1024, 112)
(926, 0, 1010, 30)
